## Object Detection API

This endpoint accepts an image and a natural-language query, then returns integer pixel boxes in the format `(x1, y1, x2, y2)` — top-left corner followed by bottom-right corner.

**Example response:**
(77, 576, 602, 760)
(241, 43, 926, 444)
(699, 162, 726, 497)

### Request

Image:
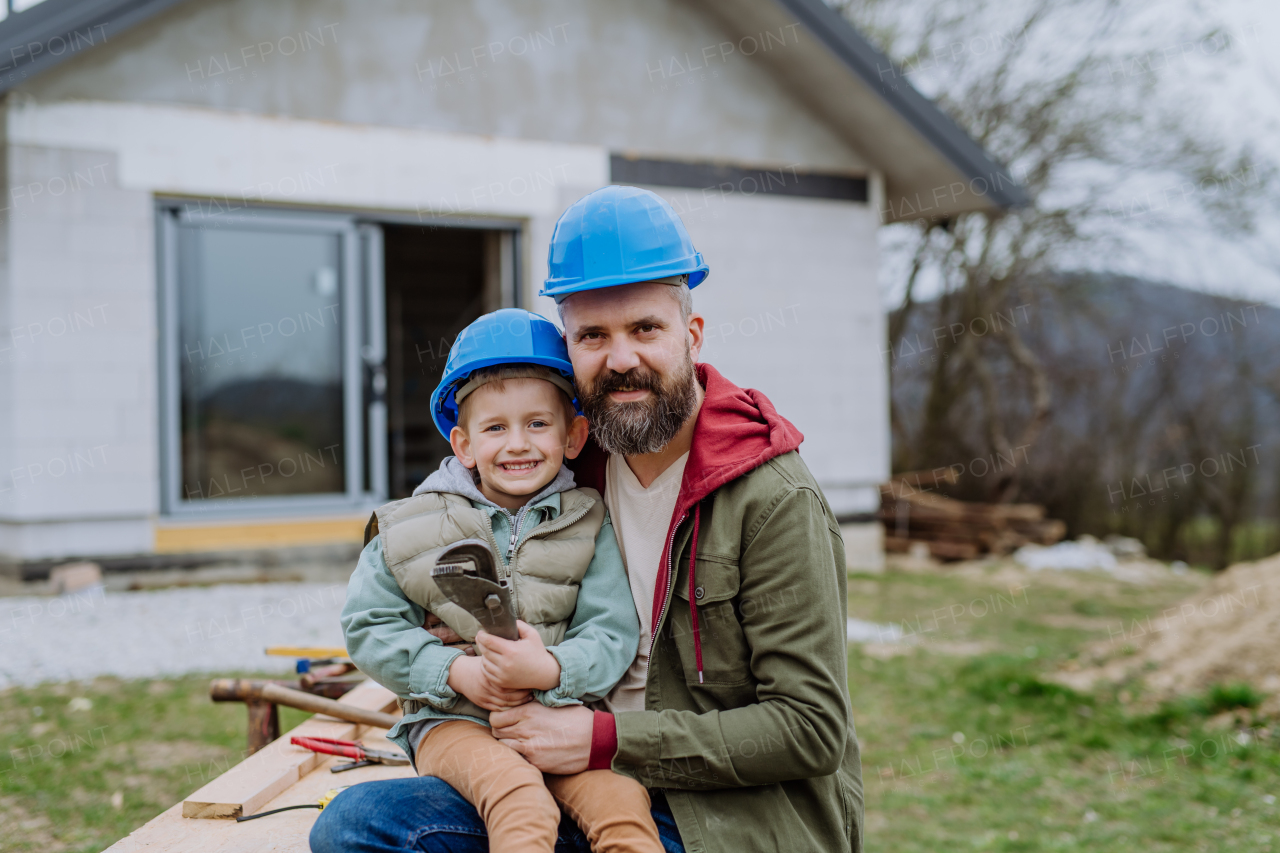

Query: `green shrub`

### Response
(1205, 682, 1262, 713)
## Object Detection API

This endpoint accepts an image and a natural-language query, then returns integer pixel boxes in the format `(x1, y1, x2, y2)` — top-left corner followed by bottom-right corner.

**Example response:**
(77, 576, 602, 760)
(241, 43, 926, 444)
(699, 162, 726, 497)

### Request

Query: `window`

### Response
(157, 204, 520, 517)
(158, 206, 379, 516)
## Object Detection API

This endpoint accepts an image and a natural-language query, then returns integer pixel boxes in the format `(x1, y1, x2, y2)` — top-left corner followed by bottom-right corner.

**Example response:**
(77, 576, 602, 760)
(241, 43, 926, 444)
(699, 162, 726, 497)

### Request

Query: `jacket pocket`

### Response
(671, 556, 753, 690)
(837, 768, 861, 852)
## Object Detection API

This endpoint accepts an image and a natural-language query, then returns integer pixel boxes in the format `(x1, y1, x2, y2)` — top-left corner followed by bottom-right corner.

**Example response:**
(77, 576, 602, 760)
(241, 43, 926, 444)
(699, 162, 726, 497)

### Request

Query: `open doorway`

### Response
(381, 224, 517, 498)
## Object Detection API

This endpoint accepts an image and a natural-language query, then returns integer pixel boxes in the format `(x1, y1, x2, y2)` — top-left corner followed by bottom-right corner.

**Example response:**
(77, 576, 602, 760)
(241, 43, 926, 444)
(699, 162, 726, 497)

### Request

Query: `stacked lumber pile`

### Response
(881, 470, 1066, 561)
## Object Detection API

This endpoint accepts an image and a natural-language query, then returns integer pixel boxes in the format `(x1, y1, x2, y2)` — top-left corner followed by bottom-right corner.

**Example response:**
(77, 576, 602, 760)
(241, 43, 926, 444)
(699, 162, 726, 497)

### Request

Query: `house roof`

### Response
(0, 0, 1025, 220)
(0, 0, 188, 83)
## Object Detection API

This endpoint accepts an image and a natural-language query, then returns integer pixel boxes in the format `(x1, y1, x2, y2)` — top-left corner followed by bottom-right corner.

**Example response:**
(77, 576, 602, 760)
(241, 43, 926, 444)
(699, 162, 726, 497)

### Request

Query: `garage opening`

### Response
(381, 224, 518, 498)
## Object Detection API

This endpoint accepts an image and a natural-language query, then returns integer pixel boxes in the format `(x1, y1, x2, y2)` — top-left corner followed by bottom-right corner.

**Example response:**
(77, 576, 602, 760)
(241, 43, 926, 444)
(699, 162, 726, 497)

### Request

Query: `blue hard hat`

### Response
(540, 185, 709, 302)
(430, 309, 577, 438)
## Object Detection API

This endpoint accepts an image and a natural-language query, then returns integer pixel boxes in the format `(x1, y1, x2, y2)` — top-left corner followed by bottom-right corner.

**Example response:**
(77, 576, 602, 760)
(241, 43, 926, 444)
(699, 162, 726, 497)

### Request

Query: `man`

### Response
(312, 186, 863, 853)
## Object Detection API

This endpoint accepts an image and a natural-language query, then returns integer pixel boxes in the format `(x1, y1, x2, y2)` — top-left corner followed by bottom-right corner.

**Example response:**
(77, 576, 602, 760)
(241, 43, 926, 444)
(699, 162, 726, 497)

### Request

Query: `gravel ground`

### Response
(847, 617, 902, 643)
(0, 582, 897, 689)
(0, 582, 348, 689)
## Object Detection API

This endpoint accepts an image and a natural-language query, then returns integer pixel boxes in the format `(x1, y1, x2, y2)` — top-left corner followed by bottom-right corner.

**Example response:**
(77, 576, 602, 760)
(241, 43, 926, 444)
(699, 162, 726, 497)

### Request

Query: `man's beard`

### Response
(579, 351, 699, 457)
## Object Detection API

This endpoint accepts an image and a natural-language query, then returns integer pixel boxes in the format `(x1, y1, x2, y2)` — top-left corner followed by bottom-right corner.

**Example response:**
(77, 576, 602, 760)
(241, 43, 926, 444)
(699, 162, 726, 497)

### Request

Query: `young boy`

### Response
(341, 309, 661, 853)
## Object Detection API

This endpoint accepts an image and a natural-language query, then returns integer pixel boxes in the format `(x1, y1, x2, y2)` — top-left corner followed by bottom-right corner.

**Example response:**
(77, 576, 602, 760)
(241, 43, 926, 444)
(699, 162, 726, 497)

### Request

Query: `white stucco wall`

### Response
(0, 100, 612, 559)
(0, 145, 158, 558)
(0, 0, 890, 560)
(666, 188, 887, 514)
(0, 97, 886, 559)
(18, 0, 868, 174)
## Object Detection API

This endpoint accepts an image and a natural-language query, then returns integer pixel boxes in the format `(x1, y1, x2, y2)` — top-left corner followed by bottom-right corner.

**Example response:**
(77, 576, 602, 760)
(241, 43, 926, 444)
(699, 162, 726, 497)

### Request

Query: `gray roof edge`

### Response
(0, 0, 190, 93)
(773, 0, 1028, 208)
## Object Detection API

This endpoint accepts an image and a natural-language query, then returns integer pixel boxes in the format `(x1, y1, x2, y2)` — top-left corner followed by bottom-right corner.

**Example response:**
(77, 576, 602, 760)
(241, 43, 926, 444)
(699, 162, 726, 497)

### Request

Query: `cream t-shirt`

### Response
(601, 450, 689, 713)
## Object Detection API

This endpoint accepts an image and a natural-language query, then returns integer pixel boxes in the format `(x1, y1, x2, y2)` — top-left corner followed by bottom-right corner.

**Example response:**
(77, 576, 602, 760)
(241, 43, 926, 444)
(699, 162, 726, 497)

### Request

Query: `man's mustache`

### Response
(586, 369, 662, 398)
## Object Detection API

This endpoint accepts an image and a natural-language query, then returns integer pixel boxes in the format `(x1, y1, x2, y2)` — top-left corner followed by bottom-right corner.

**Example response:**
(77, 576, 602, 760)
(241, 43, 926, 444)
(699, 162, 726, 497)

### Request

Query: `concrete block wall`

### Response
(0, 0, 901, 560)
(0, 99, 616, 562)
(0, 106, 892, 560)
(19, 0, 869, 177)
(675, 189, 887, 514)
(0, 145, 157, 559)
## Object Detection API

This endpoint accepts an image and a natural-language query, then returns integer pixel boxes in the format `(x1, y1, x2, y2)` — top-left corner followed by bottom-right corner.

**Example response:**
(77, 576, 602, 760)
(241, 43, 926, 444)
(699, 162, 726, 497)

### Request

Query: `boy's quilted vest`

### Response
(373, 487, 605, 721)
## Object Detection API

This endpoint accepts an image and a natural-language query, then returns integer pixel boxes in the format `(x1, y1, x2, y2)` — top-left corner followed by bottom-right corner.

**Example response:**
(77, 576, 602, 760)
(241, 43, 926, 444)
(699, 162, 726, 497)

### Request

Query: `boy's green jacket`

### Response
(341, 459, 640, 759)
(572, 363, 863, 853)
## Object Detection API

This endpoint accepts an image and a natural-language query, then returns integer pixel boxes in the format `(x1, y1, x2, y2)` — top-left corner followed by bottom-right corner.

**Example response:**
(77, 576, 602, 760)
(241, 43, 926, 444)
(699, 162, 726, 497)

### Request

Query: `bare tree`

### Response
(838, 0, 1273, 513)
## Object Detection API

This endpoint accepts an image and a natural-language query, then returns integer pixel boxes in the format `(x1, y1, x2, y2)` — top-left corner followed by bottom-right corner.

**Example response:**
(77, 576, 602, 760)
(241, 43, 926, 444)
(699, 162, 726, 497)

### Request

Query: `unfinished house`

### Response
(0, 0, 1020, 571)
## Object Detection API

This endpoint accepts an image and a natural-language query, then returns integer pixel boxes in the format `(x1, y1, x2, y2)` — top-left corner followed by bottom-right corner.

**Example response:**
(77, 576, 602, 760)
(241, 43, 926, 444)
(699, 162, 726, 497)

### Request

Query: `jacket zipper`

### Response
(487, 498, 595, 617)
(506, 504, 531, 562)
(652, 511, 687, 643)
(485, 504, 532, 572)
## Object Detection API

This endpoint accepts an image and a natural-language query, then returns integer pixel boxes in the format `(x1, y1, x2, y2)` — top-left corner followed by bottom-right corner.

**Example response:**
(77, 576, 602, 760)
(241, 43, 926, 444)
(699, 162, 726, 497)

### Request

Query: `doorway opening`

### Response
(381, 224, 517, 498)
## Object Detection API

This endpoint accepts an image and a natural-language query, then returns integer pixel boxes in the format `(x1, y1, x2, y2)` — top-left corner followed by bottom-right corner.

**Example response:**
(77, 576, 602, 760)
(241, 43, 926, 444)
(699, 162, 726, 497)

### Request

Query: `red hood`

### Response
(569, 363, 803, 684)
(570, 362, 803, 509)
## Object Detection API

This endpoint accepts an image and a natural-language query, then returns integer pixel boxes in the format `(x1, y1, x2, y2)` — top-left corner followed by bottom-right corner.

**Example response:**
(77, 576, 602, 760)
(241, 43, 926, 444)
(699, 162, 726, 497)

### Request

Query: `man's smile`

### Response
(608, 388, 651, 402)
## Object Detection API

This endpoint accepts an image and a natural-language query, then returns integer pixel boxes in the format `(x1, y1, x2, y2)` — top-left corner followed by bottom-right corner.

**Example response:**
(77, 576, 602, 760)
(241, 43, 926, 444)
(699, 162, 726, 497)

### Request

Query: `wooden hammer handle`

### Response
(210, 679, 400, 730)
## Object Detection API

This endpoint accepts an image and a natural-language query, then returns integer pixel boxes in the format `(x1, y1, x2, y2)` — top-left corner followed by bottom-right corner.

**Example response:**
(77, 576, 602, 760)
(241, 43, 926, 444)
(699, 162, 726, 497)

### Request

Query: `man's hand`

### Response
(424, 613, 473, 655)
(475, 621, 562, 691)
(446, 655, 532, 711)
(490, 702, 594, 774)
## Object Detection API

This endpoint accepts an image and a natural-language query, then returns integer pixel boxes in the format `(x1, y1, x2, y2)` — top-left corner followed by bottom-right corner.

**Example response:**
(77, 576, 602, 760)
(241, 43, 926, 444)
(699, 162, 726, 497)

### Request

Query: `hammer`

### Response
(210, 679, 399, 730)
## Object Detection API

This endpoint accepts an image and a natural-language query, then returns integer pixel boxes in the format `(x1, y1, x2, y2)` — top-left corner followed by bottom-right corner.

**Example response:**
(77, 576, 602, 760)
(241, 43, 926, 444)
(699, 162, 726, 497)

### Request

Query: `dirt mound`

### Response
(1054, 554, 1280, 708)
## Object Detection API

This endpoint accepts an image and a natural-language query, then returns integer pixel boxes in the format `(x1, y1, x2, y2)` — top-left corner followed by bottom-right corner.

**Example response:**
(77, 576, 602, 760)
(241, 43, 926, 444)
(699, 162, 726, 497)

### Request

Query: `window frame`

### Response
(156, 202, 379, 519)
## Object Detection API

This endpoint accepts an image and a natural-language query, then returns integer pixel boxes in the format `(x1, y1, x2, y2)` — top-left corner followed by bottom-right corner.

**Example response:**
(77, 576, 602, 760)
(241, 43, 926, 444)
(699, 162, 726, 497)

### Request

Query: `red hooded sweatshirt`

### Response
(571, 363, 804, 768)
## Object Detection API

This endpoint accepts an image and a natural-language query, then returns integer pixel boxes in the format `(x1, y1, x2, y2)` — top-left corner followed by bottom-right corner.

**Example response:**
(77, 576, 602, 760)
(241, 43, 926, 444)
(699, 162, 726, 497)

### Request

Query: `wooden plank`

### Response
(182, 681, 400, 820)
(1014, 518, 1067, 544)
(104, 728, 414, 852)
(881, 486, 1047, 523)
(885, 468, 962, 489)
(881, 503, 1044, 524)
(883, 536, 979, 561)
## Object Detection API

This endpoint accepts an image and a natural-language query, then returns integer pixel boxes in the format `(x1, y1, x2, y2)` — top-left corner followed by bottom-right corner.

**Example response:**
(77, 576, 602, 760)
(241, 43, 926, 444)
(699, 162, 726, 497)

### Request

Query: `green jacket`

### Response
(574, 363, 863, 853)
(341, 460, 640, 760)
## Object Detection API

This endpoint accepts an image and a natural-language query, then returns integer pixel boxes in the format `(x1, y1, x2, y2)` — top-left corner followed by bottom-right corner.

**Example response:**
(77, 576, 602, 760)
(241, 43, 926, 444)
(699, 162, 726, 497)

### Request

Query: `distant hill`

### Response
(186, 377, 345, 458)
(888, 274, 1280, 564)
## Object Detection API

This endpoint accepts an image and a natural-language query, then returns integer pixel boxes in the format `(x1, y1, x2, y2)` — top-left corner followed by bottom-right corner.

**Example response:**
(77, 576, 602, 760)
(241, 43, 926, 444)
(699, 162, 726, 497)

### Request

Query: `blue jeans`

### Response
(310, 775, 685, 852)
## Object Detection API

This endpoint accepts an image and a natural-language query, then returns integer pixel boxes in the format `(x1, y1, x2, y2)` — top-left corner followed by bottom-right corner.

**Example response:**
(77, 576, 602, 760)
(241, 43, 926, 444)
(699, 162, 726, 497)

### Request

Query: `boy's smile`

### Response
(499, 460, 542, 473)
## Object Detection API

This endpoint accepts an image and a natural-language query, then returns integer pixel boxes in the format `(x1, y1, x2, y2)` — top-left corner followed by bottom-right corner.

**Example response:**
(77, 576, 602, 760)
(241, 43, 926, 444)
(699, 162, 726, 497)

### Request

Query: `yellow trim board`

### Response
(265, 646, 349, 658)
(155, 516, 367, 553)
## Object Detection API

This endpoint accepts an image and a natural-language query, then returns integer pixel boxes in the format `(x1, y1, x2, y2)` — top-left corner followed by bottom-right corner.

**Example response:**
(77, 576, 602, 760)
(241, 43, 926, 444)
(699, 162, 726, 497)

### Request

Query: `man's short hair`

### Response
(669, 281, 693, 322)
(455, 364, 578, 431)
(557, 277, 692, 326)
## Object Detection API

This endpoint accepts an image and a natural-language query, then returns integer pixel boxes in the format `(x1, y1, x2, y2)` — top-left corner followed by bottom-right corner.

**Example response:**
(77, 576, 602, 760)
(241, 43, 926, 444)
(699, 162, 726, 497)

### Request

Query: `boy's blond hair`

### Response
(454, 364, 578, 431)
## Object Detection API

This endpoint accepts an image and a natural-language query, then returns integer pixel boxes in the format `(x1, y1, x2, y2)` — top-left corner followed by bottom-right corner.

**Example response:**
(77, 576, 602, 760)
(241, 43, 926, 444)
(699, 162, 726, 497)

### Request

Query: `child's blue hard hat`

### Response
(430, 309, 577, 438)
(540, 185, 709, 303)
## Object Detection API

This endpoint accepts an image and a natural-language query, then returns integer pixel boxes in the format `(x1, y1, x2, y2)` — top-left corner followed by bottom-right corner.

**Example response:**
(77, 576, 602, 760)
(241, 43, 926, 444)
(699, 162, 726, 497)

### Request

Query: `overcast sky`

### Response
(878, 0, 1280, 308)
(1116, 0, 1280, 305)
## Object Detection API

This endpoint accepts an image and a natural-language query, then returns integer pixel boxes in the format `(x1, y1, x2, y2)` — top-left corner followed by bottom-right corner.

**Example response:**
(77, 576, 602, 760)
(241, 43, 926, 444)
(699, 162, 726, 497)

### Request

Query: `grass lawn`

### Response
(850, 561, 1280, 851)
(2, 560, 1277, 852)
(0, 673, 312, 853)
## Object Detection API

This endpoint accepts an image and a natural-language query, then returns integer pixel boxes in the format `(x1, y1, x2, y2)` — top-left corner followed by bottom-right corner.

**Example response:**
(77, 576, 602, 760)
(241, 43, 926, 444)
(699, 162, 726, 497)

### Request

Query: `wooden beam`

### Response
(182, 681, 401, 820)
(107, 735, 413, 851)
(884, 536, 979, 561)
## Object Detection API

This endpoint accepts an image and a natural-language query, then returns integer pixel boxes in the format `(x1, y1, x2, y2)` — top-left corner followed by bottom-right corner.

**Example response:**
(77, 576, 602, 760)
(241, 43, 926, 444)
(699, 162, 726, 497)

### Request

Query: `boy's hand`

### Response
(475, 621, 562, 692)
(446, 654, 531, 711)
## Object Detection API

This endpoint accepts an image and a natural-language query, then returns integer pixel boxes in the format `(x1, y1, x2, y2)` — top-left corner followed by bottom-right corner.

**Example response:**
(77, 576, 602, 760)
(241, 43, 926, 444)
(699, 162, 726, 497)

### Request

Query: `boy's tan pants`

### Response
(415, 719, 663, 853)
